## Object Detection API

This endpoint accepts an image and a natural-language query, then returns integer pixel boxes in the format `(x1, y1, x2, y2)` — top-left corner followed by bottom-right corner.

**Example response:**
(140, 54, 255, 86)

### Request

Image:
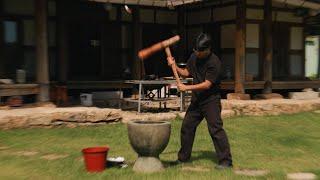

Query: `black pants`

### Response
(178, 97, 232, 165)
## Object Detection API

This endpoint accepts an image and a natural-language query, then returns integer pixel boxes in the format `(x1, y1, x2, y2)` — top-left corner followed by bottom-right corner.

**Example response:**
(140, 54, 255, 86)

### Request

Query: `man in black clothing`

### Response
(167, 33, 233, 169)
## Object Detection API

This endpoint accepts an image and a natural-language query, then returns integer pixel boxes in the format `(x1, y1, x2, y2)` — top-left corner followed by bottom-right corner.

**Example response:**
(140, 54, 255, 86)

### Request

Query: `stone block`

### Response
(227, 93, 251, 100)
(289, 91, 319, 100)
(254, 93, 283, 99)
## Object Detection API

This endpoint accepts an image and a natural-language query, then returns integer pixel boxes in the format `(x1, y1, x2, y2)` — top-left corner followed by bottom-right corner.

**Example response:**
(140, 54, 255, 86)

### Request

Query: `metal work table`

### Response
(124, 80, 189, 113)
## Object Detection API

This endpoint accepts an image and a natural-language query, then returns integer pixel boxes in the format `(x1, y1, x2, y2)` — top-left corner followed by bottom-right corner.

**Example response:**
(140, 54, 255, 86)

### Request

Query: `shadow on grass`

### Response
(162, 150, 218, 168)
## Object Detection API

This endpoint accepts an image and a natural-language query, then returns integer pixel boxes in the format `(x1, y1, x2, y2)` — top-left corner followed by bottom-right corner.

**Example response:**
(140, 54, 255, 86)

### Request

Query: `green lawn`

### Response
(0, 112, 320, 180)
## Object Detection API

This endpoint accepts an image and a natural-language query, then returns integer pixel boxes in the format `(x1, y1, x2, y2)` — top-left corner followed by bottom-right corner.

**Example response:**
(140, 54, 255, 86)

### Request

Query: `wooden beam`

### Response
(263, 0, 273, 94)
(66, 81, 133, 90)
(35, 0, 50, 102)
(0, 84, 40, 96)
(234, 0, 246, 94)
(0, 87, 40, 97)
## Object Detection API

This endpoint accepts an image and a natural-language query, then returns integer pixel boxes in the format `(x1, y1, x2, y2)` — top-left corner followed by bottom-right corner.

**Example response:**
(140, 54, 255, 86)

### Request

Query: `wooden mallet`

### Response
(138, 35, 181, 84)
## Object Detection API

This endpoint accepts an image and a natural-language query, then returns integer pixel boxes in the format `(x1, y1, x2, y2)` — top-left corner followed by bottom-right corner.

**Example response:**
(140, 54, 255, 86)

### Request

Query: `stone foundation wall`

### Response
(222, 99, 320, 116)
(0, 107, 122, 130)
(1, 98, 320, 129)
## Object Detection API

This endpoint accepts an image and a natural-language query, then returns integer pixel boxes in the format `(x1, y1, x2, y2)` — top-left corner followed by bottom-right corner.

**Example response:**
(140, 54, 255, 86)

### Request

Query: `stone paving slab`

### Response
(0, 146, 9, 150)
(287, 172, 317, 180)
(12, 151, 39, 156)
(234, 169, 269, 177)
(181, 166, 210, 172)
(41, 154, 69, 160)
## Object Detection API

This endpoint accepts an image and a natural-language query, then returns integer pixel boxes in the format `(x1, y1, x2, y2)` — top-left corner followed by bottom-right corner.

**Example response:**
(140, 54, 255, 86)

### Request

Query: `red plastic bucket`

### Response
(82, 146, 109, 172)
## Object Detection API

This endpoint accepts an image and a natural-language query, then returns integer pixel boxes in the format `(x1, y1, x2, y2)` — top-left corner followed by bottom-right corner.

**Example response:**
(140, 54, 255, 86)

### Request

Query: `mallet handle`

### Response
(165, 47, 181, 85)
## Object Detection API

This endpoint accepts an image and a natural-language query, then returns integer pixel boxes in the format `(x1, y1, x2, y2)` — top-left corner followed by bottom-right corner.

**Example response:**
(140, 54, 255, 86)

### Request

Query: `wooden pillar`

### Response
(255, 0, 283, 99)
(132, 6, 145, 80)
(227, 0, 250, 100)
(235, 0, 246, 94)
(263, 0, 273, 94)
(178, 5, 186, 62)
(57, 0, 68, 84)
(35, 0, 50, 102)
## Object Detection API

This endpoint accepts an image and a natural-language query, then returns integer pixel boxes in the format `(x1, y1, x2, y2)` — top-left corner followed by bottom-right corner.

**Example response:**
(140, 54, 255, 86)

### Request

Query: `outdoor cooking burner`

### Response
(127, 120, 171, 173)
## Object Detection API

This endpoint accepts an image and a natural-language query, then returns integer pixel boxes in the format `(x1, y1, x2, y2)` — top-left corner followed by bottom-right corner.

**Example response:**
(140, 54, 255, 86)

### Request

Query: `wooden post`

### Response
(263, 0, 273, 94)
(132, 6, 145, 80)
(227, 0, 250, 100)
(235, 0, 246, 94)
(35, 0, 50, 102)
(255, 0, 283, 99)
(57, 0, 68, 84)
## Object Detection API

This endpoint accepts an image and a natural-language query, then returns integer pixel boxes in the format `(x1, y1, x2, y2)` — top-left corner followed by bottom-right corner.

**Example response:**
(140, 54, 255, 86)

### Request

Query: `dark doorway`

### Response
(68, 21, 102, 80)
(67, 1, 106, 80)
(142, 24, 178, 78)
(272, 23, 290, 80)
(102, 22, 122, 80)
(204, 23, 221, 58)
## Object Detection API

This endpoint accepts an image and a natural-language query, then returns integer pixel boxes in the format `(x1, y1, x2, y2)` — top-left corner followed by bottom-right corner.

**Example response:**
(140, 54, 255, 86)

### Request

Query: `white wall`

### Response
(290, 27, 304, 50)
(247, 8, 264, 20)
(305, 36, 320, 77)
(246, 24, 260, 48)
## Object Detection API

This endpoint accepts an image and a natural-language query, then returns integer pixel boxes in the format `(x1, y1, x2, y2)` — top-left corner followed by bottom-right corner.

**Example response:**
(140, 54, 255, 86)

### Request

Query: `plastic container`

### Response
(82, 147, 109, 173)
(80, 93, 93, 106)
(16, 69, 26, 84)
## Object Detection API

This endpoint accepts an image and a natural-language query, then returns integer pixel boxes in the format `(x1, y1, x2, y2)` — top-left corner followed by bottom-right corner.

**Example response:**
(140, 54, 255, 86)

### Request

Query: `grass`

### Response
(0, 112, 320, 179)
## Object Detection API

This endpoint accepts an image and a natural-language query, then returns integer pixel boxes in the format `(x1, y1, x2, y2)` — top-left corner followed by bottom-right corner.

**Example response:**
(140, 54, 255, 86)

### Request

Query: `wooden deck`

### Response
(62, 80, 320, 91)
(0, 84, 40, 96)
(2, 81, 316, 97)
(66, 81, 134, 90)
(221, 81, 320, 90)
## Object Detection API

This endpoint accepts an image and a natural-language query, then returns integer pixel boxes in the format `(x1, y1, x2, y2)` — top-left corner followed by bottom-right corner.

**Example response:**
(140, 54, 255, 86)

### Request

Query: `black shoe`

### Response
(215, 163, 233, 170)
(169, 159, 189, 166)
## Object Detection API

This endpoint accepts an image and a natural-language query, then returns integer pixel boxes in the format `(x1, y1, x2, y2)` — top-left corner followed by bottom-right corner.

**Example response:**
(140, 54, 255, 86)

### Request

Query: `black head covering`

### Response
(194, 33, 212, 51)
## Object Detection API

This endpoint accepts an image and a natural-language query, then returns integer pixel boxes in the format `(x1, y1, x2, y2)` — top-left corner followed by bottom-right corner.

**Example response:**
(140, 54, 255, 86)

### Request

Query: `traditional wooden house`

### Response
(0, 0, 319, 104)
